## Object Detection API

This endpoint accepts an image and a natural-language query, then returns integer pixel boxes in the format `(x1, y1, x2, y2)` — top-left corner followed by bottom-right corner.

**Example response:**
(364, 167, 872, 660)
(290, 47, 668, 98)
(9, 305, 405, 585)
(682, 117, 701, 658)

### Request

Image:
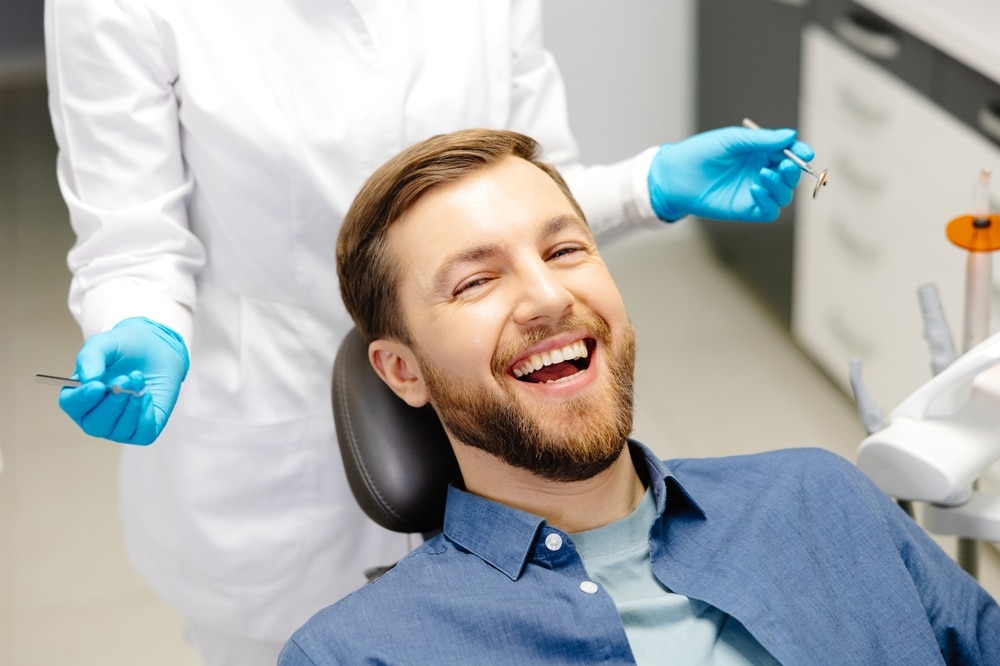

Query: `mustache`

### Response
(490, 312, 612, 379)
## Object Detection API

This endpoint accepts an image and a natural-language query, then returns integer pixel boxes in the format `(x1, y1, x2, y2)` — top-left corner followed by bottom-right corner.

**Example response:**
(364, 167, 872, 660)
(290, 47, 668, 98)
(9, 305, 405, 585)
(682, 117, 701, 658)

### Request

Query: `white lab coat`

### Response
(44, 0, 661, 641)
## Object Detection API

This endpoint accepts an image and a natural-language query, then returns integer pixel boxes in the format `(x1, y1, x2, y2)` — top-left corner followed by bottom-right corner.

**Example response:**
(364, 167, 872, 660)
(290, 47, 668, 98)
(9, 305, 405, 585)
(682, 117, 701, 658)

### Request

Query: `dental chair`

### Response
(332, 327, 458, 546)
(336, 319, 1000, 583)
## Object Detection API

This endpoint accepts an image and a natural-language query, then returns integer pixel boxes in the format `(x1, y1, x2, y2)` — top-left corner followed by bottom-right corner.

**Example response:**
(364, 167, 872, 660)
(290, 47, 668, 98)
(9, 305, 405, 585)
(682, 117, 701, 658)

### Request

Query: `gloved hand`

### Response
(648, 126, 815, 222)
(58, 317, 190, 445)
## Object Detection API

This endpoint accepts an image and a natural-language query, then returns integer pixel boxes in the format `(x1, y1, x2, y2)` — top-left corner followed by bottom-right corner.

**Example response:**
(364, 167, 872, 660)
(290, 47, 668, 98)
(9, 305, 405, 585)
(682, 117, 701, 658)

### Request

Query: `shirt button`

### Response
(544, 534, 563, 551)
(580, 581, 599, 594)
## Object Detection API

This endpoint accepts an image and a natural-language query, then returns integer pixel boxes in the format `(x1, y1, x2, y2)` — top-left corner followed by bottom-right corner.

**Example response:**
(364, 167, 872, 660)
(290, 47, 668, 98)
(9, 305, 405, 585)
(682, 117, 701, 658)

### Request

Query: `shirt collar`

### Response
(441, 439, 706, 580)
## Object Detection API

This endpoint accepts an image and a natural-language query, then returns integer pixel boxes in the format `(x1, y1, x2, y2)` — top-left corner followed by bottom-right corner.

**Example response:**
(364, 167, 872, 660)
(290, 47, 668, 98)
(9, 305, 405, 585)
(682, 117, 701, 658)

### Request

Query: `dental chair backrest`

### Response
(332, 327, 459, 535)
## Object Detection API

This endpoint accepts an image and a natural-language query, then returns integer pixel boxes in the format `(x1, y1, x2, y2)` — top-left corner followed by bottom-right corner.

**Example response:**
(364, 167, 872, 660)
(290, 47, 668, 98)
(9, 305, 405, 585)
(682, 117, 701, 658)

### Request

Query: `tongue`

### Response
(524, 361, 578, 383)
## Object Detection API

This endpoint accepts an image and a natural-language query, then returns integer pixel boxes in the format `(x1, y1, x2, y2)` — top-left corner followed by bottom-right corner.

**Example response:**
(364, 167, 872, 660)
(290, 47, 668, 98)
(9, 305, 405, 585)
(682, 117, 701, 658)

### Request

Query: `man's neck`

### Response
(453, 444, 646, 533)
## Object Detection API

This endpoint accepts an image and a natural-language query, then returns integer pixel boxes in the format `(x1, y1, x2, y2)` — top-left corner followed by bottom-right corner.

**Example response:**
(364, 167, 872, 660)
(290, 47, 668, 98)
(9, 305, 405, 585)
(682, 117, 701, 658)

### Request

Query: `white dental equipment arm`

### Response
(857, 333, 1000, 546)
(857, 332, 1000, 510)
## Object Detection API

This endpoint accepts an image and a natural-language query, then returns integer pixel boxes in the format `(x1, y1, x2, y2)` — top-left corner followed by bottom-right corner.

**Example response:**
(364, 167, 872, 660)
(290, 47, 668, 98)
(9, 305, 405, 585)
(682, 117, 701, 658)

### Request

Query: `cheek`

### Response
(575, 269, 628, 321)
(417, 307, 505, 376)
(608, 293, 630, 324)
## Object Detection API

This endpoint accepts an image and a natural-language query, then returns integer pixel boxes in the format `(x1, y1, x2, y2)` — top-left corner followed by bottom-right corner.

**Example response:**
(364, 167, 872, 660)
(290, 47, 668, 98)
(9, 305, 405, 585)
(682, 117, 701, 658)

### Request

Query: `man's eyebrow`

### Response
(540, 213, 589, 239)
(431, 244, 505, 296)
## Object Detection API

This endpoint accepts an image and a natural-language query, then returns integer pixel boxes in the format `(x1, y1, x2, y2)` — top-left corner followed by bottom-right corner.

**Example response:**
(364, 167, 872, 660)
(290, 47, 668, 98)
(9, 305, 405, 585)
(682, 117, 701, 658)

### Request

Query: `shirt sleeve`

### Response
(45, 0, 203, 344)
(277, 639, 320, 666)
(849, 463, 1000, 663)
(506, 0, 663, 242)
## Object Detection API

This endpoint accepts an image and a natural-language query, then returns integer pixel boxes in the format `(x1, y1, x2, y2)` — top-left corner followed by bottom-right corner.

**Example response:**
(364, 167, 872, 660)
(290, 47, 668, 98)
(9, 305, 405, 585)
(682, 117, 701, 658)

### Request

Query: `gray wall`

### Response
(542, 0, 695, 164)
(0, 0, 43, 52)
(0, 0, 45, 82)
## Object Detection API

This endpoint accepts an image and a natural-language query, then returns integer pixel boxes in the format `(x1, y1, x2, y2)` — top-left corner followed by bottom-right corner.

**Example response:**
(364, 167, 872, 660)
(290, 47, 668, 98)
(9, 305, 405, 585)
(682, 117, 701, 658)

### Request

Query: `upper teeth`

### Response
(512, 341, 589, 378)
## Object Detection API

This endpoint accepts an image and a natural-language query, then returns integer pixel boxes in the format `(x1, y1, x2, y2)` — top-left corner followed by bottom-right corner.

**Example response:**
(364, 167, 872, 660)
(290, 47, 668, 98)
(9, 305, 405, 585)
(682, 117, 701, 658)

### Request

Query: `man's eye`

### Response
(454, 277, 489, 296)
(550, 246, 581, 260)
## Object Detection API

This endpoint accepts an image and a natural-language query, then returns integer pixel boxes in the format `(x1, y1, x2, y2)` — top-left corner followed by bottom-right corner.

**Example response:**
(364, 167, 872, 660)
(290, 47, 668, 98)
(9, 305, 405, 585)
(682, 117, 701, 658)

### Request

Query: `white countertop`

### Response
(856, 0, 1000, 83)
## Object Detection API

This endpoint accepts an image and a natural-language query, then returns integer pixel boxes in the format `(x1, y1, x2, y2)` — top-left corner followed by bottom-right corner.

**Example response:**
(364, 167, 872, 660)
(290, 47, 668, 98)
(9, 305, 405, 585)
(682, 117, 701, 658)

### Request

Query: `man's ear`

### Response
(369, 339, 430, 408)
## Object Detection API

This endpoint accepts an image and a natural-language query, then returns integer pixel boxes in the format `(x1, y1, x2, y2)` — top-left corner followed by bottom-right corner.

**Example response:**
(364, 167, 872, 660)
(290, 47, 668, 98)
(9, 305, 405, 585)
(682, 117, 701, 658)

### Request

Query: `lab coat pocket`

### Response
(182, 283, 336, 424)
(121, 412, 321, 592)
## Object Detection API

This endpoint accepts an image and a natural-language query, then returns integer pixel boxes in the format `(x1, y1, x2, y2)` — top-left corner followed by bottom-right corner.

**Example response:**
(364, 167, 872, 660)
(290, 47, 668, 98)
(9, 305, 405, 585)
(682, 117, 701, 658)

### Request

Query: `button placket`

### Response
(537, 530, 599, 597)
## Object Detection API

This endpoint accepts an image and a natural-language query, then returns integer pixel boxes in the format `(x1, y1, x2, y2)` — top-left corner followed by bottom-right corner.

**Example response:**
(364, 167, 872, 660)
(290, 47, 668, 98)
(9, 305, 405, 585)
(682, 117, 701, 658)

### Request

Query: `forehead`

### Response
(388, 156, 589, 274)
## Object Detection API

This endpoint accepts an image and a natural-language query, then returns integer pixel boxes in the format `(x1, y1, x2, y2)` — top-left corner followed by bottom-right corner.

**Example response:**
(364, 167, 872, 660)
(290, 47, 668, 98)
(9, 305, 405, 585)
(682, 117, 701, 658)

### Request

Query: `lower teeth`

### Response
(543, 370, 583, 384)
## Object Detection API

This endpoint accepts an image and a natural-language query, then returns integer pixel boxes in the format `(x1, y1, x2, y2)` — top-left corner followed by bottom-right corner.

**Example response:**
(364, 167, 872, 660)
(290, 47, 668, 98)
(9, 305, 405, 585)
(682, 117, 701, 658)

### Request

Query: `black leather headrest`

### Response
(332, 327, 459, 534)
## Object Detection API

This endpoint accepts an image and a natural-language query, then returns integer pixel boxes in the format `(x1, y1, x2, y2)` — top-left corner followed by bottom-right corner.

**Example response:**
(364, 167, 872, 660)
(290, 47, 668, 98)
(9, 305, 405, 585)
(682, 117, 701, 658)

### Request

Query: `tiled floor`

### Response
(2, 81, 998, 666)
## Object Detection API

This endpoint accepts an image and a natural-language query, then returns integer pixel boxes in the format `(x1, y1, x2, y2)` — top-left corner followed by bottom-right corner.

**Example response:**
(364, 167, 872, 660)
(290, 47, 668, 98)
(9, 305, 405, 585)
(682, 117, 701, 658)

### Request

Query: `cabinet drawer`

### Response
(813, 0, 935, 96)
(794, 242, 967, 405)
(801, 25, 933, 174)
(939, 50, 1000, 151)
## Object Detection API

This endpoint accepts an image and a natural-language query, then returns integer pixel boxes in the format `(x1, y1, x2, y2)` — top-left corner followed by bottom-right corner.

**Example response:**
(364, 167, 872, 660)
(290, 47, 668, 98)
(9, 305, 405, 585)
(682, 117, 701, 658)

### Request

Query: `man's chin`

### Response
(514, 436, 629, 483)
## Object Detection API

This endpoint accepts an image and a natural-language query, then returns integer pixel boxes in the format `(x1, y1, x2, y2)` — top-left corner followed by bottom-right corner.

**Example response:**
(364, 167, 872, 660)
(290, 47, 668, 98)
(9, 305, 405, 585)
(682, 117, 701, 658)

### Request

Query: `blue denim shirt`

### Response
(279, 442, 1000, 665)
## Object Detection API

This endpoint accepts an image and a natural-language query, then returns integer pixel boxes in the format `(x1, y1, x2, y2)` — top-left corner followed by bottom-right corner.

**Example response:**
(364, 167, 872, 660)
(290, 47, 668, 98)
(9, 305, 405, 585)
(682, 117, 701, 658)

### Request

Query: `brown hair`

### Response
(337, 128, 586, 344)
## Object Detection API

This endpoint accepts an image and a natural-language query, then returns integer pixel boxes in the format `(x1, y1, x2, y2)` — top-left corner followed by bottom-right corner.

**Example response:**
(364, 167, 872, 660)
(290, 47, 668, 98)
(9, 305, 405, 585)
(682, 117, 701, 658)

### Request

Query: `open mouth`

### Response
(510, 339, 596, 384)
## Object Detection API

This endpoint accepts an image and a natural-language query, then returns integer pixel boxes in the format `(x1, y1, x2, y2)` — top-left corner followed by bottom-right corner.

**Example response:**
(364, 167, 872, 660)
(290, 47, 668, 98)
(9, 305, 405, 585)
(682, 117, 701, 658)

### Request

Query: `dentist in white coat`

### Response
(44, 1, 812, 663)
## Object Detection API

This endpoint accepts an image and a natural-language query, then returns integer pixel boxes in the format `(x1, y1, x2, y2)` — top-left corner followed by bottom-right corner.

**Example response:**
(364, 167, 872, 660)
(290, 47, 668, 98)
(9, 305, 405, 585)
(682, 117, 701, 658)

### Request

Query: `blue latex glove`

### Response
(648, 126, 816, 222)
(59, 317, 190, 445)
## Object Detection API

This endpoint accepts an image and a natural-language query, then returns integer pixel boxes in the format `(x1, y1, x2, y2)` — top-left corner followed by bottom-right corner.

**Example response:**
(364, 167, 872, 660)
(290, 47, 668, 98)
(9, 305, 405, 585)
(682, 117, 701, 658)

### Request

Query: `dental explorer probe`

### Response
(741, 118, 828, 199)
(35, 373, 146, 396)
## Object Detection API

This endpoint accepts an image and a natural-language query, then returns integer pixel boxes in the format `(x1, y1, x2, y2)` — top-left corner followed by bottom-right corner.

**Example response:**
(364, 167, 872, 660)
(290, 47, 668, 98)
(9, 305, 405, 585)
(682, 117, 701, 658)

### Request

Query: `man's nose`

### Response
(511, 260, 574, 326)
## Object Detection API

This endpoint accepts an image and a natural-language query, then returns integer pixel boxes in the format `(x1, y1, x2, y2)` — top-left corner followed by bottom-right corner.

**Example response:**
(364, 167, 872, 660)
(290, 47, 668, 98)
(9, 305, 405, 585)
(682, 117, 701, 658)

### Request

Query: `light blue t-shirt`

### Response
(570, 487, 780, 665)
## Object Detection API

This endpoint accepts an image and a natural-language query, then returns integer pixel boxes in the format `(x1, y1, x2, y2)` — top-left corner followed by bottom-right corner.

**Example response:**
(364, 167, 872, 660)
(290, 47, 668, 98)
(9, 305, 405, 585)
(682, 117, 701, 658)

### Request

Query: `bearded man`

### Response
(279, 128, 999, 665)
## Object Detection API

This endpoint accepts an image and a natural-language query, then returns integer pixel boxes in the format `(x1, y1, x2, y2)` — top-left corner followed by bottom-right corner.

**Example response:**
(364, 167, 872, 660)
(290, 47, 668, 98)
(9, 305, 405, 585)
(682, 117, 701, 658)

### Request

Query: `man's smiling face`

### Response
(383, 155, 635, 482)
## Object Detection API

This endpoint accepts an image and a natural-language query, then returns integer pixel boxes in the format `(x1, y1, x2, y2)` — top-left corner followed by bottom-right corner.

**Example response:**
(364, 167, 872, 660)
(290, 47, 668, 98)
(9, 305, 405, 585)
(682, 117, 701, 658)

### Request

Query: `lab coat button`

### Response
(545, 533, 563, 551)
(580, 581, 599, 594)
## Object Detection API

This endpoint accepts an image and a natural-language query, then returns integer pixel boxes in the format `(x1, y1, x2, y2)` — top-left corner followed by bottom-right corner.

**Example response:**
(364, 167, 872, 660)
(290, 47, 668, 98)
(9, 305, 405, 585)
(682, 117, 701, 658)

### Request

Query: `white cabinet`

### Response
(793, 25, 1000, 410)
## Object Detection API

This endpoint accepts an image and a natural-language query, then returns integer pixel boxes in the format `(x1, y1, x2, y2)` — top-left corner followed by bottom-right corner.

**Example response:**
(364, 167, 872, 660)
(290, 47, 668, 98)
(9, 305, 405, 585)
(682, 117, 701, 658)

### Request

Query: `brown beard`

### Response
(417, 313, 635, 482)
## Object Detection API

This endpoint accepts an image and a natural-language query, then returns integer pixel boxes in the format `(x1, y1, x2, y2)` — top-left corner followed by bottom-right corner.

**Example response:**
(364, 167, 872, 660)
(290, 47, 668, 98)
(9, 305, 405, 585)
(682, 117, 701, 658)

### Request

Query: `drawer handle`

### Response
(832, 14, 901, 61)
(771, 0, 810, 6)
(830, 216, 882, 261)
(831, 154, 885, 195)
(976, 102, 1000, 145)
(837, 86, 890, 125)
(827, 311, 875, 357)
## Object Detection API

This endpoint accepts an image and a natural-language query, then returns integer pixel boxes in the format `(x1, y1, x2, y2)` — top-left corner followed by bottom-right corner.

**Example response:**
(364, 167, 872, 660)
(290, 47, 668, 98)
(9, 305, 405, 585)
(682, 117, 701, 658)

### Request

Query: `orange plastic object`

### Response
(946, 214, 1000, 252)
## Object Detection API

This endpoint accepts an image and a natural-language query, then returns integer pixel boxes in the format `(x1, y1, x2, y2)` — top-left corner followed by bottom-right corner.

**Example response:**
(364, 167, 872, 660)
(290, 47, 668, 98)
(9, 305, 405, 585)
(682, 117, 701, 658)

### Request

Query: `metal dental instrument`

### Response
(742, 117, 828, 199)
(35, 373, 146, 397)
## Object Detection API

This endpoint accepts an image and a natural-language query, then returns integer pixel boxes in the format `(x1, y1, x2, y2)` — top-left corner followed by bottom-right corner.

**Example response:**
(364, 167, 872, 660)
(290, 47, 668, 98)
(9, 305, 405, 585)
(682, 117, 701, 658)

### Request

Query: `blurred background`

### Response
(3, 1, 1000, 663)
